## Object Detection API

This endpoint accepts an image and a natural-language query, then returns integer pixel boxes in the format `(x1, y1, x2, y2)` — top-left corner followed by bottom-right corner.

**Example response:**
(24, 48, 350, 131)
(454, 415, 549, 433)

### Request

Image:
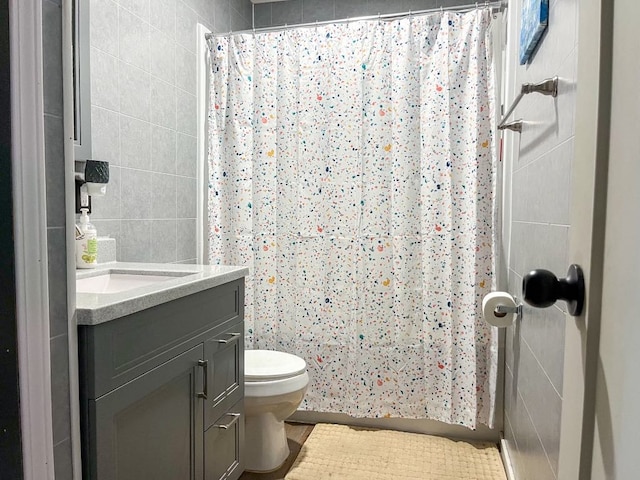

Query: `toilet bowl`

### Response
(244, 350, 309, 472)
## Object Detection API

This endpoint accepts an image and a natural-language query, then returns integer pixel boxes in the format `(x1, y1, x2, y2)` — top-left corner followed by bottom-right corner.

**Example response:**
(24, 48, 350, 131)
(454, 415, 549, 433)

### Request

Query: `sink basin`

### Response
(77, 272, 190, 294)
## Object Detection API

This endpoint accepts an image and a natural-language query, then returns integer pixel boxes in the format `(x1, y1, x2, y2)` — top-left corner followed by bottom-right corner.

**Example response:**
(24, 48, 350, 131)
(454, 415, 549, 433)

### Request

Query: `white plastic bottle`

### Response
(76, 208, 98, 268)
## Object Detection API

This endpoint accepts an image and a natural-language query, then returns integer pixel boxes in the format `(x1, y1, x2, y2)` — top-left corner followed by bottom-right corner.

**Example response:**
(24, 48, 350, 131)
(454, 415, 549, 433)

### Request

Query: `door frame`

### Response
(558, 0, 614, 478)
(9, 0, 56, 478)
(1, 1, 22, 478)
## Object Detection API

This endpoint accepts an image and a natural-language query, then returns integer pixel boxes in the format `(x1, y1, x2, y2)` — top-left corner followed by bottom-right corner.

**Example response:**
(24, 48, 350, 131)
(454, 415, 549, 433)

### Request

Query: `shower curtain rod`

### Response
(205, 0, 505, 39)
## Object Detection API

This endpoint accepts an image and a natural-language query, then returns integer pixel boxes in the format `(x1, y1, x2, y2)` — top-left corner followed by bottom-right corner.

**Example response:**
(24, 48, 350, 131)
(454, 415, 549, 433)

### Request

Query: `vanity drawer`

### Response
(204, 400, 244, 480)
(80, 279, 243, 399)
(204, 321, 244, 430)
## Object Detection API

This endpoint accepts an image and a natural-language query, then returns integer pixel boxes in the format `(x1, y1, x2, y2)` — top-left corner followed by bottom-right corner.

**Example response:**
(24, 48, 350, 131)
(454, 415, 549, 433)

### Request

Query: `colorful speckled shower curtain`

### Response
(208, 9, 497, 428)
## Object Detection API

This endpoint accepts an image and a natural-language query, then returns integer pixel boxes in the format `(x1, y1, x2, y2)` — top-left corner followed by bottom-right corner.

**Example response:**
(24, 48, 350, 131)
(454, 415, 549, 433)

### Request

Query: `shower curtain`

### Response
(208, 9, 497, 428)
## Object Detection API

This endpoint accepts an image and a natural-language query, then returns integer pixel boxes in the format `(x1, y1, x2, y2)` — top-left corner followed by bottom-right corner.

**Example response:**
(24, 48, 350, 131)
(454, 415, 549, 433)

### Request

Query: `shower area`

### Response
(207, 2, 502, 432)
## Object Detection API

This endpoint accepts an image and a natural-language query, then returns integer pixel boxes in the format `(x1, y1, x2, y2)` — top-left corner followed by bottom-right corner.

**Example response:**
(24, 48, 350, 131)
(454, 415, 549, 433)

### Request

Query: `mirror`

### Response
(73, 0, 91, 160)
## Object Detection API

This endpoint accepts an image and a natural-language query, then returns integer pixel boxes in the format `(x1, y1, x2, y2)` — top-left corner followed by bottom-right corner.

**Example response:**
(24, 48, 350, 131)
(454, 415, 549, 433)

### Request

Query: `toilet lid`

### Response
(245, 350, 307, 381)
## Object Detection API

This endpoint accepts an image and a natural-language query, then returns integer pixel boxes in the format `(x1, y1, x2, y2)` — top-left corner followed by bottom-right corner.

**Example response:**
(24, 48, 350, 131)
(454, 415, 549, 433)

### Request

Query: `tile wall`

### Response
(503, 0, 579, 479)
(88, 0, 252, 263)
(42, 0, 74, 477)
(253, 0, 472, 27)
(41, 1, 251, 478)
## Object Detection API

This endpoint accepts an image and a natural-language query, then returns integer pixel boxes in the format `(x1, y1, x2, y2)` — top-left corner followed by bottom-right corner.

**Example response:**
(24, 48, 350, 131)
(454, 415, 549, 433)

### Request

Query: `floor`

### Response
(240, 423, 315, 480)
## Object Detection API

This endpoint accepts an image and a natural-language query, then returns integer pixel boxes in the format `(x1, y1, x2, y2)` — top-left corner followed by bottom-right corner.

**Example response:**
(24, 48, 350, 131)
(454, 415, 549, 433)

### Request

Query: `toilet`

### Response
(244, 350, 309, 472)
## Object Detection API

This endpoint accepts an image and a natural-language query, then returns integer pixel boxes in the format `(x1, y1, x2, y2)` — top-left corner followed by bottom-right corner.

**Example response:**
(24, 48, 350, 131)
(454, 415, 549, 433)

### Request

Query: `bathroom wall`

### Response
(253, 0, 473, 27)
(88, 0, 252, 263)
(502, 1, 578, 479)
(39, 2, 252, 478)
(42, 0, 74, 477)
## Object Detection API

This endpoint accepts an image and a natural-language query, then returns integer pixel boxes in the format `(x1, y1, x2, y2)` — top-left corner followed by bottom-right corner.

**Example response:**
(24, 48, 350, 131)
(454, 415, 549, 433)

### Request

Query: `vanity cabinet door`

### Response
(90, 344, 205, 480)
(203, 321, 244, 430)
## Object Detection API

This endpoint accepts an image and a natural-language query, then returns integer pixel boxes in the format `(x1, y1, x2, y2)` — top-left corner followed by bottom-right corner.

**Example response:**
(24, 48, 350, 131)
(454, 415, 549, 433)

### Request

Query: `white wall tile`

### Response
(176, 1, 198, 52)
(150, 0, 177, 39)
(118, 0, 150, 21)
(120, 168, 153, 218)
(120, 219, 152, 261)
(151, 173, 178, 218)
(177, 133, 197, 177)
(90, 47, 120, 111)
(150, 28, 176, 84)
(118, 6, 150, 71)
(90, 0, 119, 56)
(151, 125, 177, 174)
(150, 77, 177, 129)
(91, 106, 120, 166)
(176, 89, 197, 135)
(175, 45, 196, 94)
(119, 61, 150, 120)
(151, 220, 178, 262)
(120, 114, 152, 169)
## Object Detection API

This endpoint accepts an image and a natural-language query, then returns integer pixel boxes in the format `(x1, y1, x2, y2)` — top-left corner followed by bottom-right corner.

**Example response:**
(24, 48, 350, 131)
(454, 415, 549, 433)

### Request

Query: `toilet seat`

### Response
(245, 350, 309, 397)
(245, 350, 307, 381)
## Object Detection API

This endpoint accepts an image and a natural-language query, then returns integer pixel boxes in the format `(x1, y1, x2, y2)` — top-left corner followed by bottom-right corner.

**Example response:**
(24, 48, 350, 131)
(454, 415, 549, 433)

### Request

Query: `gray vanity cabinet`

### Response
(91, 344, 205, 480)
(79, 279, 245, 480)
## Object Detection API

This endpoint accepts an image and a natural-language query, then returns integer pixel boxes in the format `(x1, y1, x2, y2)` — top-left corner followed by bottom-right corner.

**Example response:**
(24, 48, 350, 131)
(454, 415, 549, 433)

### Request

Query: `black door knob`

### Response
(522, 265, 585, 317)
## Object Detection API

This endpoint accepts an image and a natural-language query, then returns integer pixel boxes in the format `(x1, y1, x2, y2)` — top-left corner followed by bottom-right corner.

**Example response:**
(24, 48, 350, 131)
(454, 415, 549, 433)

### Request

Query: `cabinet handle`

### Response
(216, 332, 241, 344)
(214, 413, 241, 429)
(197, 359, 208, 399)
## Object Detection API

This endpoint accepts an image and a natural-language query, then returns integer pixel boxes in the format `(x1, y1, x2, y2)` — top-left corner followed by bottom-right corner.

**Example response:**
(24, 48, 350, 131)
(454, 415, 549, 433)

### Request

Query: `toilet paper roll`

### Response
(482, 291, 518, 327)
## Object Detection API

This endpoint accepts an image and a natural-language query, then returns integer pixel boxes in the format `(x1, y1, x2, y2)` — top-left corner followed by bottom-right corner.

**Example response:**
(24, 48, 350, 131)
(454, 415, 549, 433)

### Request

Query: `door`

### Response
(589, 0, 640, 477)
(557, 0, 614, 478)
(91, 344, 205, 480)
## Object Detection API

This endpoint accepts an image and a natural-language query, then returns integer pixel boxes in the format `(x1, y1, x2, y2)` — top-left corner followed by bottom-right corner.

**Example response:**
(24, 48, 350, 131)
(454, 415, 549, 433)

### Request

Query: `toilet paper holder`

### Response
(494, 302, 523, 319)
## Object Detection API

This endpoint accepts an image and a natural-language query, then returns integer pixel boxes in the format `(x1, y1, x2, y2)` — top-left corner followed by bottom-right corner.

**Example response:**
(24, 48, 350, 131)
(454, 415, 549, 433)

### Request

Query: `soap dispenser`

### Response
(76, 208, 98, 268)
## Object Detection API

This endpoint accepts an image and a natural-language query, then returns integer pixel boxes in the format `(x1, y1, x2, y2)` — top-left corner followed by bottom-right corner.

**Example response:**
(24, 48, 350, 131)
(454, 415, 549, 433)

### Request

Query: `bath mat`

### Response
(284, 423, 507, 480)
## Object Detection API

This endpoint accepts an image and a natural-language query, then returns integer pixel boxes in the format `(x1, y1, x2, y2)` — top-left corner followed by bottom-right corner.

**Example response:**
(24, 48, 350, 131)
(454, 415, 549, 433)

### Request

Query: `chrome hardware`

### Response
(494, 303, 523, 318)
(214, 413, 241, 430)
(499, 119, 523, 133)
(197, 359, 208, 399)
(521, 77, 558, 97)
(498, 77, 558, 131)
(216, 332, 241, 344)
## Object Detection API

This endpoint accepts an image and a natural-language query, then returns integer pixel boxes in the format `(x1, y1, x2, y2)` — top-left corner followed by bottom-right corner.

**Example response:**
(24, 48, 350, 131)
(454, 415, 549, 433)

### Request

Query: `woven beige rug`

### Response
(284, 423, 507, 480)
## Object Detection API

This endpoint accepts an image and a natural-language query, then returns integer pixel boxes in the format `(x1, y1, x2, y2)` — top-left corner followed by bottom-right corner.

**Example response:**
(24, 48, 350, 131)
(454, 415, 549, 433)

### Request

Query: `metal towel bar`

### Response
(498, 77, 558, 131)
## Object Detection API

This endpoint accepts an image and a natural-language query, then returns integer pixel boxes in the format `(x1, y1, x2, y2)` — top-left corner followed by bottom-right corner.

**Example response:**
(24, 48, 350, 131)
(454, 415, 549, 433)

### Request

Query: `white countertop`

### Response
(76, 262, 249, 325)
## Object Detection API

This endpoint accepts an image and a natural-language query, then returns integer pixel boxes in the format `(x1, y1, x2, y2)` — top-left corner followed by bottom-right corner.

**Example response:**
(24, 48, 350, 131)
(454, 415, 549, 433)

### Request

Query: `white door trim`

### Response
(9, 0, 55, 478)
(197, 23, 212, 265)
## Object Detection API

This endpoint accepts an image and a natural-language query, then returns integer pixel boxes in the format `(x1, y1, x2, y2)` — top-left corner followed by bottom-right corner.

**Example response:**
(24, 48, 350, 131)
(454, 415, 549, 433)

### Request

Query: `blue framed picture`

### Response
(520, 0, 549, 64)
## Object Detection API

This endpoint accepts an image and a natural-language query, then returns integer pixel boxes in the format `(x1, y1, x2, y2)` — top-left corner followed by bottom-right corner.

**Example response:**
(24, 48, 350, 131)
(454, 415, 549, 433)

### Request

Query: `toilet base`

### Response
(244, 412, 289, 472)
